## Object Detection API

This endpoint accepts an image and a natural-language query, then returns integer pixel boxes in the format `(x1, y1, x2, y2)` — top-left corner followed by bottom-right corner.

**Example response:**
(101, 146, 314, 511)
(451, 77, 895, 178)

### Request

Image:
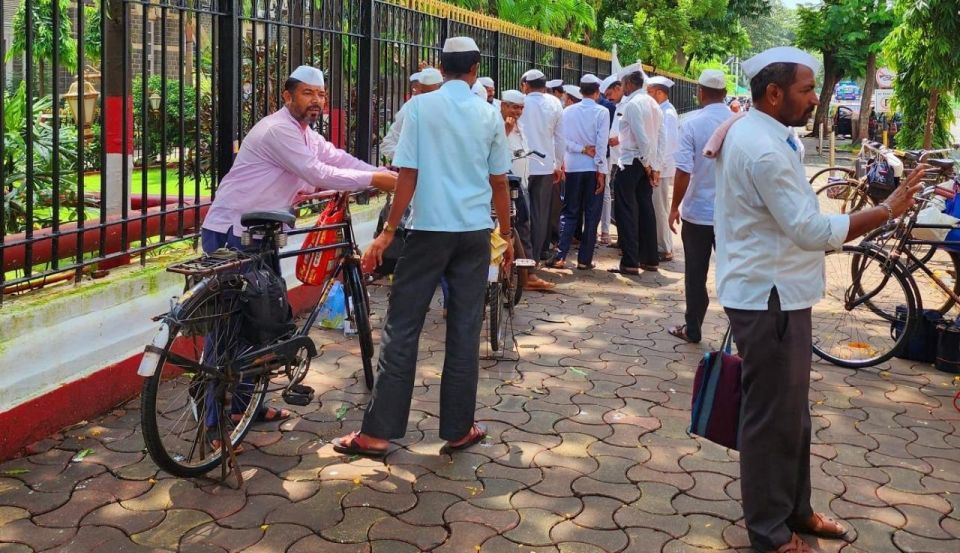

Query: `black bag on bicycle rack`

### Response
(239, 265, 296, 346)
(891, 305, 941, 363)
(373, 193, 408, 277)
(866, 159, 897, 203)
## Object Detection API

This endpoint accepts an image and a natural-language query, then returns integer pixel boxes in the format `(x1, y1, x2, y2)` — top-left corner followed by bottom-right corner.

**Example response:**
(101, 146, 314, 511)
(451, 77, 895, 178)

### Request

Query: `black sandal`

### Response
(441, 423, 487, 453)
(332, 432, 389, 458)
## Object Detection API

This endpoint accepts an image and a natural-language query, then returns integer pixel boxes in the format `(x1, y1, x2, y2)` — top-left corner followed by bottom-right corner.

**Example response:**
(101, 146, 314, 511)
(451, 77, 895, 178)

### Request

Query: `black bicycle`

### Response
(486, 150, 542, 354)
(138, 191, 374, 481)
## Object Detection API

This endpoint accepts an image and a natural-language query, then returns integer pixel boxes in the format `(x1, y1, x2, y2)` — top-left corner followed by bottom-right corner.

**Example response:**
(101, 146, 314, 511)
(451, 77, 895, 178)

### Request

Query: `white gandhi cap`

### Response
(646, 75, 674, 88)
(478, 77, 495, 88)
(409, 72, 421, 83)
(599, 74, 619, 94)
(471, 81, 488, 100)
(580, 74, 602, 85)
(742, 46, 820, 80)
(698, 69, 727, 90)
(501, 89, 525, 105)
(618, 62, 648, 82)
(289, 65, 325, 88)
(442, 36, 480, 53)
(546, 79, 563, 89)
(521, 69, 546, 82)
(562, 84, 582, 100)
(418, 68, 443, 86)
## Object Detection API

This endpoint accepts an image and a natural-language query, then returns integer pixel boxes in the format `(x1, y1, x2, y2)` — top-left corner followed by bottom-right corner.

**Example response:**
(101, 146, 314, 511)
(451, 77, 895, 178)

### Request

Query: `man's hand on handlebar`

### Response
(371, 170, 398, 193)
(886, 163, 929, 217)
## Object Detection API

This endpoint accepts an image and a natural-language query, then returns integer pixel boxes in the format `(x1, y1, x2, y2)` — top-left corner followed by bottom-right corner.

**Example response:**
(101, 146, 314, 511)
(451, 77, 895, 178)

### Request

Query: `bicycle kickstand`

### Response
(218, 411, 244, 489)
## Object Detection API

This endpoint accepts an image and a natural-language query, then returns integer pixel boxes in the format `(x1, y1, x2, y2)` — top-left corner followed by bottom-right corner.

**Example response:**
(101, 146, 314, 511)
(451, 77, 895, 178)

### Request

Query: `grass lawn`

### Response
(83, 167, 212, 198)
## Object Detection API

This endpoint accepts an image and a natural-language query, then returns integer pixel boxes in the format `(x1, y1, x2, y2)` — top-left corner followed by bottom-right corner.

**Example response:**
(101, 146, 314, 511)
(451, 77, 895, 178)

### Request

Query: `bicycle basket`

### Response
(296, 197, 346, 286)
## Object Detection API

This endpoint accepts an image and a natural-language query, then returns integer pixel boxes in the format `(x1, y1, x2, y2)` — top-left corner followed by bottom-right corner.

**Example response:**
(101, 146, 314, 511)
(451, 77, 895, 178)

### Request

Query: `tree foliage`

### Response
(447, 0, 599, 42)
(884, 0, 960, 148)
(742, 0, 798, 56)
(598, 0, 769, 76)
(6, 0, 77, 96)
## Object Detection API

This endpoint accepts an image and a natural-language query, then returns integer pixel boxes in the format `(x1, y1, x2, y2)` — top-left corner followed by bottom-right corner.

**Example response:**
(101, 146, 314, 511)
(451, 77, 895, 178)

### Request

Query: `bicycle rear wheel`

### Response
(812, 245, 916, 368)
(809, 166, 856, 189)
(815, 180, 873, 215)
(511, 235, 524, 307)
(140, 279, 267, 477)
(344, 262, 375, 390)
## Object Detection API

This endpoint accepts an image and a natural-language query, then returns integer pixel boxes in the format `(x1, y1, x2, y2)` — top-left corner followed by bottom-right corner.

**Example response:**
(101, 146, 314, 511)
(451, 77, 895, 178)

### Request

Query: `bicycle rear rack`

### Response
(166, 249, 249, 277)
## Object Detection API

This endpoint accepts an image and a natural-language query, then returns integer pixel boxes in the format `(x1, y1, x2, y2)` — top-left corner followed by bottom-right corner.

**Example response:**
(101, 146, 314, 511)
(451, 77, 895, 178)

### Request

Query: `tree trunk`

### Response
(812, 54, 838, 136)
(924, 88, 939, 149)
(855, 51, 876, 144)
(487, 0, 497, 16)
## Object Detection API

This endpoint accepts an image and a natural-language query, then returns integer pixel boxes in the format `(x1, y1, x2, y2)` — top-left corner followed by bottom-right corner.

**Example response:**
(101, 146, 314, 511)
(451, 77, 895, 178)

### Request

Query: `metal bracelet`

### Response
(879, 202, 895, 224)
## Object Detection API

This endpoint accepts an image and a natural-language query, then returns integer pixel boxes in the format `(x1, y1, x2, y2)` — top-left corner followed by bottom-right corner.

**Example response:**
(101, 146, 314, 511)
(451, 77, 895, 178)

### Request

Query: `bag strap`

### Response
(720, 324, 734, 355)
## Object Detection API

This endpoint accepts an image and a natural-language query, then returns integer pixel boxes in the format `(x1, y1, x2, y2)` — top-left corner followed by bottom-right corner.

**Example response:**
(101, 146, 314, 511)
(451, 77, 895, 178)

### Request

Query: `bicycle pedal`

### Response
(282, 384, 315, 406)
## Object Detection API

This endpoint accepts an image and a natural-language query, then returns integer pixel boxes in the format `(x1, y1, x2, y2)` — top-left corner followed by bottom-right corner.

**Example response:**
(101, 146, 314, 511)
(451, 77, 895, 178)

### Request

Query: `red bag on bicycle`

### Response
(296, 198, 345, 285)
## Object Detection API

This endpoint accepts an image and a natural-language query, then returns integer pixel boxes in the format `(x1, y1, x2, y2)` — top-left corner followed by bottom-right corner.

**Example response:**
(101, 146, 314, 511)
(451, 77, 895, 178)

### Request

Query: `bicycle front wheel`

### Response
(488, 282, 505, 352)
(815, 180, 873, 215)
(140, 279, 267, 477)
(344, 262, 375, 391)
(812, 245, 917, 368)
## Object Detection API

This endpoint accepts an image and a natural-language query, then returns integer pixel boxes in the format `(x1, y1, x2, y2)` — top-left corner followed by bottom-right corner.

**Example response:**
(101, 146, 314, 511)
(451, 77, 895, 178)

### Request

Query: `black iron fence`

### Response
(0, 0, 696, 304)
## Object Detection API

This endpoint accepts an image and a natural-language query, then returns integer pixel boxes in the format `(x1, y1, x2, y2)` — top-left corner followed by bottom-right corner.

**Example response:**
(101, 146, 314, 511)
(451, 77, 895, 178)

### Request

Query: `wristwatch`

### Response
(383, 222, 398, 234)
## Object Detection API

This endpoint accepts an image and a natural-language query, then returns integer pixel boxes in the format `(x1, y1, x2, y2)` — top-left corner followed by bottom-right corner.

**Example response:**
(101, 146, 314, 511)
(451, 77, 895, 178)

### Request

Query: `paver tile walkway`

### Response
(1, 151, 959, 552)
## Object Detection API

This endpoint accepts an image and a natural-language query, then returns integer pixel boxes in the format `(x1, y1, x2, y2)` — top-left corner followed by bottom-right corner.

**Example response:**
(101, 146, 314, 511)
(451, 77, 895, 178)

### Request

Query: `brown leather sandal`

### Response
(791, 512, 847, 539)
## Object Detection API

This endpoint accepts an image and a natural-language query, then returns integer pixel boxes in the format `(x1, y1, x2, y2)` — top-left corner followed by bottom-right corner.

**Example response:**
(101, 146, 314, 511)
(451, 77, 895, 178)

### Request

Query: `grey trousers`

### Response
(681, 220, 714, 342)
(725, 288, 814, 552)
(361, 229, 491, 441)
(528, 174, 555, 264)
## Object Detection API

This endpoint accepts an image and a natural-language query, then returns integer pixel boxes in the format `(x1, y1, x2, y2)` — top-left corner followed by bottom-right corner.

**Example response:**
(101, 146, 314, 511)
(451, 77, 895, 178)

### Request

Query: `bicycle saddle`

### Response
(240, 210, 296, 229)
(926, 158, 956, 170)
(903, 150, 923, 161)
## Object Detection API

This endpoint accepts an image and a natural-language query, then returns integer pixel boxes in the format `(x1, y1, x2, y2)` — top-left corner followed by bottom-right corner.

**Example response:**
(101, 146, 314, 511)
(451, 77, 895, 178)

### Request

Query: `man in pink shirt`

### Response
(200, 66, 395, 426)
(202, 65, 396, 251)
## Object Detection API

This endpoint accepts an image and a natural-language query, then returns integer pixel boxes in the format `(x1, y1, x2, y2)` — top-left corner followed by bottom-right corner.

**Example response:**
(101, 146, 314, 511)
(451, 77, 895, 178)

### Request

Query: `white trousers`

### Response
(654, 176, 674, 255)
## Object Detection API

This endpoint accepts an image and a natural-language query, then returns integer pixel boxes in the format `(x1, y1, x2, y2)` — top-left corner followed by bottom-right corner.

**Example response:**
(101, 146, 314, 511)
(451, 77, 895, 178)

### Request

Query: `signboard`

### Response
(874, 89, 894, 114)
(876, 67, 896, 89)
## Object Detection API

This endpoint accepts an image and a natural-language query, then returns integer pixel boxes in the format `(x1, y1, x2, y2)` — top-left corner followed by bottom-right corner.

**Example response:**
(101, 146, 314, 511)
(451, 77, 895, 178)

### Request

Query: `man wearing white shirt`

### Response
(501, 90, 554, 291)
(380, 68, 443, 163)
(601, 76, 624, 245)
(666, 70, 731, 344)
(714, 47, 923, 553)
(519, 69, 564, 268)
(646, 76, 679, 262)
(609, 64, 663, 274)
(549, 74, 610, 269)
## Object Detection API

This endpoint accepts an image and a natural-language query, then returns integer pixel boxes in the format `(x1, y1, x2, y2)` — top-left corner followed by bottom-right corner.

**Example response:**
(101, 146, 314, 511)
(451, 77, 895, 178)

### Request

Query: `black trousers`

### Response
(613, 160, 658, 268)
(680, 220, 714, 342)
(528, 174, 555, 264)
(361, 229, 491, 441)
(725, 288, 814, 552)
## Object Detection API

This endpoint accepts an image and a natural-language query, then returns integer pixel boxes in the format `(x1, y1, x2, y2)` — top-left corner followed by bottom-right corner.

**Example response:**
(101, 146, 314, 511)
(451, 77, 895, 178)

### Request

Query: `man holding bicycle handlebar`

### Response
(713, 47, 925, 553)
(334, 36, 514, 457)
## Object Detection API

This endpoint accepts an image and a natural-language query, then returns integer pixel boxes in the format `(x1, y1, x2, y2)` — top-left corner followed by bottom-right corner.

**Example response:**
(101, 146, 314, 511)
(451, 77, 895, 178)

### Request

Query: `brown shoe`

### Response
(639, 264, 659, 272)
(774, 534, 813, 553)
(790, 512, 847, 539)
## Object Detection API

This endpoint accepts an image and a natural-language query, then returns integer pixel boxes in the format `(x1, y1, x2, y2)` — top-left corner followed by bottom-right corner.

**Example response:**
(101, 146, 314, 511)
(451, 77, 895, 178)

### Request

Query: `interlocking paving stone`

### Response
(2, 200, 958, 552)
(130, 508, 213, 549)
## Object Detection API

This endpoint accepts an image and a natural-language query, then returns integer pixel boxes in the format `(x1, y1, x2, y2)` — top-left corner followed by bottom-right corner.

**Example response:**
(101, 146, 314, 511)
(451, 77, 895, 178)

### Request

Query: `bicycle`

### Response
(137, 191, 375, 482)
(812, 183, 960, 368)
(485, 150, 542, 356)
